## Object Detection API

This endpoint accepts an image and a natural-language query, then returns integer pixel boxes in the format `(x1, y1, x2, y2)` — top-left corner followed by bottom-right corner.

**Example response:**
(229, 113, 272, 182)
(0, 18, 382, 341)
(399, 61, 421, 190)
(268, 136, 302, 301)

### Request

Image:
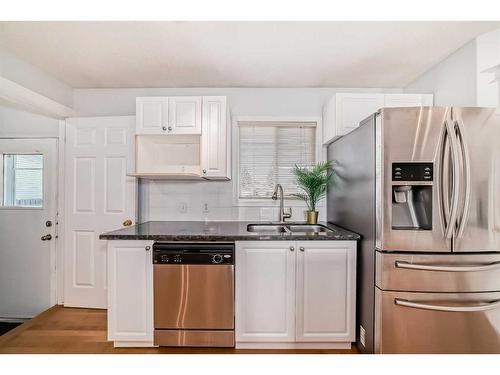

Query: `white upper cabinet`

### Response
(384, 93, 434, 107)
(295, 241, 356, 342)
(168, 96, 202, 134)
(136, 96, 202, 135)
(235, 241, 296, 343)
(201, 96, 230, 179)
(335, 93, 385, 138)
(136, 97, 169, 135)
(133, 96, 231, 180)
(323, 92, 434, 144)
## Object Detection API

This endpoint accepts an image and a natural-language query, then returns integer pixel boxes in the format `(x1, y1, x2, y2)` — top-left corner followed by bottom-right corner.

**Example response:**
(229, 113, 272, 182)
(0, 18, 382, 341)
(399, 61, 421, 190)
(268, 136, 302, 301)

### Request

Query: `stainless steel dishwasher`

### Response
(153, 242, 235, 347)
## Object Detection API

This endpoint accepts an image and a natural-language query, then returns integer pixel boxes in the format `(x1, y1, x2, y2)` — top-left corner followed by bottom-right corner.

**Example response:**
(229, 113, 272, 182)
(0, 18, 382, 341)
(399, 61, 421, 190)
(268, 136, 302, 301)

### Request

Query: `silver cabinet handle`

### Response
(202, 169, 207, 174)
(299, 246, 305, 252)
(41, 234, 52, 241)
(162, 126, 167, 131)
(145, 246, 151, 251)
(168, 126, 173, 131)
(289, 246, 294, 252)
(395, 260, 500, 272)
(395, 298, 500, 312)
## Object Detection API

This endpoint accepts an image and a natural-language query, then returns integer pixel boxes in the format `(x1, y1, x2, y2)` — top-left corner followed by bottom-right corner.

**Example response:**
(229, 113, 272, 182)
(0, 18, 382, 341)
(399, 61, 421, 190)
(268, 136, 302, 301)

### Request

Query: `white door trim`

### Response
(56, 121, 66, 304)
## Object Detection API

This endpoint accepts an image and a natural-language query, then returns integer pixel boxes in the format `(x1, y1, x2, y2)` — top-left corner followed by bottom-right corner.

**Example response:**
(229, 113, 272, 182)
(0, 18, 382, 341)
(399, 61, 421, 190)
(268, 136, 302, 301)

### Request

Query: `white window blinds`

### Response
(239, 121, 316, 199)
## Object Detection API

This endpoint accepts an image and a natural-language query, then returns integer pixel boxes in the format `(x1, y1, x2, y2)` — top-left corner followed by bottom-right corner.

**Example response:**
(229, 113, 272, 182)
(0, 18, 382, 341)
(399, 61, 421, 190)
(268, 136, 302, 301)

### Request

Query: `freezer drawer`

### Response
(375, 289, 500, 353)
(376, 251, 500, 292)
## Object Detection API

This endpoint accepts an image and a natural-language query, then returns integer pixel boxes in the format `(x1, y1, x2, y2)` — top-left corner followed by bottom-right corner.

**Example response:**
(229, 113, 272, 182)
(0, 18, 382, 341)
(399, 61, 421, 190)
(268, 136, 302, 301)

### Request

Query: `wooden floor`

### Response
(0, 305, 359, 354)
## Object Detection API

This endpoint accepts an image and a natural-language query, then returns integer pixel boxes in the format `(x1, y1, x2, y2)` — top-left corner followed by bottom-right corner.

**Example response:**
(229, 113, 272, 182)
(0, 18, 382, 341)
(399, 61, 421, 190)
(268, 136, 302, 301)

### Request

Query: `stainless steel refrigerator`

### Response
(327, 107, 500, 354)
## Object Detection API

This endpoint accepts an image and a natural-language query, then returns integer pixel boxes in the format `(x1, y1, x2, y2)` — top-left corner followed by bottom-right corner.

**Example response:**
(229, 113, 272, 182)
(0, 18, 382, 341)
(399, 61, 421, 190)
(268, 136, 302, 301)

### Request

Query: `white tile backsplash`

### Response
(140, 179, 326, 222)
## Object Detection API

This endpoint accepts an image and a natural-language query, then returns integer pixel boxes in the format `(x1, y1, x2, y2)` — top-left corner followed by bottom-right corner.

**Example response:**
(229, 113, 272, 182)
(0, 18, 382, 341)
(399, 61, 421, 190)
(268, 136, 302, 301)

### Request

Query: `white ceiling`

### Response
(0, 21, 498, 89)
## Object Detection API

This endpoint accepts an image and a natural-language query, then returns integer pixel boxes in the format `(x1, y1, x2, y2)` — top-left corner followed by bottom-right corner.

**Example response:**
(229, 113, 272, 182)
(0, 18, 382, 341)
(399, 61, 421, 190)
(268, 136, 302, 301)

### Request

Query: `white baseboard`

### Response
(113, 340, 155, 348)
(235, 342, 352, 350)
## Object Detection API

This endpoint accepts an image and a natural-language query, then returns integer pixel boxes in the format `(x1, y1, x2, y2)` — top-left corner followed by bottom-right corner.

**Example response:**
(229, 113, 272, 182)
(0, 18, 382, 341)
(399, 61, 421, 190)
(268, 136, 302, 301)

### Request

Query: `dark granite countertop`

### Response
(99, 221, 360, 241)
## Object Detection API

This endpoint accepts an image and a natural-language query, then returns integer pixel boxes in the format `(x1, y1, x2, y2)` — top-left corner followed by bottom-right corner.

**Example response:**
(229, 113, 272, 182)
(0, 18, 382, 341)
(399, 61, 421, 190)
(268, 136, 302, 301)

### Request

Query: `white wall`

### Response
(0, 47, 74, 108)
(405, 28, 500, 107)
(73, 87, 403, 117)
(476, 29, 500, 107)
(0, 104, 59, 138)
(404, 40, 478, 106)
(74, 87, 402, 222)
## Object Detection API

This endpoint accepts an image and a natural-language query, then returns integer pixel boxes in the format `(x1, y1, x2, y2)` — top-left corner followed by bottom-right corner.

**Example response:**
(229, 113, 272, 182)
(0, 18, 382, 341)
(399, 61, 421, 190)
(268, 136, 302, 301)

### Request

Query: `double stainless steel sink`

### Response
(247, 223, 335, 234)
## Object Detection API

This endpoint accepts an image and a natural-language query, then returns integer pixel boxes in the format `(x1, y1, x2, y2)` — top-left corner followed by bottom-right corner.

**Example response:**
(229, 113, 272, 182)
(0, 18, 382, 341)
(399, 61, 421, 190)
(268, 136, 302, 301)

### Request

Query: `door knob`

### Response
(299, 247, 305, 252)
(162, 126, 167, 131)
(168, 126, 173, 131)
(123, 219, 133, 227)
(289, 246, 295, 252)
(41, 234, 52, 241)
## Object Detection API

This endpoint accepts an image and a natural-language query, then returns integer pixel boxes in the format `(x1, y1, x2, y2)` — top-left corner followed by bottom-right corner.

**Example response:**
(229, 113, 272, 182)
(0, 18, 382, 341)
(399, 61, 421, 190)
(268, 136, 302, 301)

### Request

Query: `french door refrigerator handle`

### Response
(440, 123, 451, 230)
(444, 120, 461, 240)
(455, 119, 471, 239)
(395, 298, 500, 312)
(395, 260, 500, 272)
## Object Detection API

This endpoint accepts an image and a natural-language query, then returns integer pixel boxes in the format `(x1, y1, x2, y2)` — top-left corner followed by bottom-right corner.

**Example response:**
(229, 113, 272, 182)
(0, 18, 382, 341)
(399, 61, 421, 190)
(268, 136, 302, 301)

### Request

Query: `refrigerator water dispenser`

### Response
(392, 162, 433, 230)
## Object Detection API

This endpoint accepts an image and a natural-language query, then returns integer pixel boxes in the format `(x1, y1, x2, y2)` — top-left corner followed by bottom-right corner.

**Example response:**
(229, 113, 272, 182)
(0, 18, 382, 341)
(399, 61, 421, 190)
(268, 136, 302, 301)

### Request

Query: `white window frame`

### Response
(1, 153, 44, 208)
(232, 116, 323, 206)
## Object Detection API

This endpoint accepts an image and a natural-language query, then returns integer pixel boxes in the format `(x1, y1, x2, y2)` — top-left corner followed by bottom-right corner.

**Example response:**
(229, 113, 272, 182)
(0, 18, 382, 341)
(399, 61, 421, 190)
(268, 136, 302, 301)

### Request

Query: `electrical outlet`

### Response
(202, 203, 210, 213)
(178, 202, 187, 213)
(359, 325, 366, 347)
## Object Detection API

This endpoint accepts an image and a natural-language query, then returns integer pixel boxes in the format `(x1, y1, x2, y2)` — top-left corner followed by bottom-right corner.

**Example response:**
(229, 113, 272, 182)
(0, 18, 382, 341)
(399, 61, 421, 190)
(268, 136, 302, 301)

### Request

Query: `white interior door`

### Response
(0, 138, 57, 319)
(64, 116, 136, 308)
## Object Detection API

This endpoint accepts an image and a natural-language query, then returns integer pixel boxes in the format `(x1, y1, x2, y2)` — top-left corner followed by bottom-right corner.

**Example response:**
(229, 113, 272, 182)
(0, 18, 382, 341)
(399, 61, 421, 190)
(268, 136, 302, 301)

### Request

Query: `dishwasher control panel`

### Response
(153, 242, 234, 265)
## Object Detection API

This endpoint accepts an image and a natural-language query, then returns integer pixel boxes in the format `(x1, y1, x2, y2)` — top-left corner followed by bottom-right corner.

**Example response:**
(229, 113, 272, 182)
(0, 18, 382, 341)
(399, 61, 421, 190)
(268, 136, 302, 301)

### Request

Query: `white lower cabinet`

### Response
(235, 241, 356, 348)
(295, 241, 356, 342)
(235, 241, 296, 342)
(107, 240, 154, 347)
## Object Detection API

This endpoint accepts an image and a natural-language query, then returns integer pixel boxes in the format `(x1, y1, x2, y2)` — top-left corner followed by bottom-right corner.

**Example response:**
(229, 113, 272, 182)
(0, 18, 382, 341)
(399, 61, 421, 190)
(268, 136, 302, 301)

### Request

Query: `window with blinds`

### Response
(2, 154, 44, 207)
(238, 121, 316, 199)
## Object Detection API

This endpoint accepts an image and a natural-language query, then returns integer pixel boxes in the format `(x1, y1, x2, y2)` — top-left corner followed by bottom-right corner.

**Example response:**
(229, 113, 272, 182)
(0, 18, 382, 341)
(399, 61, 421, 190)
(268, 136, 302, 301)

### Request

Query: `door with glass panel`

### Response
(0, 139, 57, 319)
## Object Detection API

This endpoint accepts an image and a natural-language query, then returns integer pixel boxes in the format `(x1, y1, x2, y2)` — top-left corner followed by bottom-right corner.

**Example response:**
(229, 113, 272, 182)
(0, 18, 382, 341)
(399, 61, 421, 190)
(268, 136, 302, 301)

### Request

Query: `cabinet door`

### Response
(168, 96, 202, 134)
(235, 241, 296, 342)
(136, 97, 168, 135)
(295, 241, 356, 342)
(108, 240, 153, 344)
(384, 93, 434, 107)
(201, 96, 228, 179)
(336, 93, 385, 136)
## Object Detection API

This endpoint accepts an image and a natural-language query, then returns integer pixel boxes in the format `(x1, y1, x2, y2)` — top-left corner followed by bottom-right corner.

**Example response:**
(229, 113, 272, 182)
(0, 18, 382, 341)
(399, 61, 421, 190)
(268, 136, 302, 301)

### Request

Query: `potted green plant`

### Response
(291, 161, 334, 224)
